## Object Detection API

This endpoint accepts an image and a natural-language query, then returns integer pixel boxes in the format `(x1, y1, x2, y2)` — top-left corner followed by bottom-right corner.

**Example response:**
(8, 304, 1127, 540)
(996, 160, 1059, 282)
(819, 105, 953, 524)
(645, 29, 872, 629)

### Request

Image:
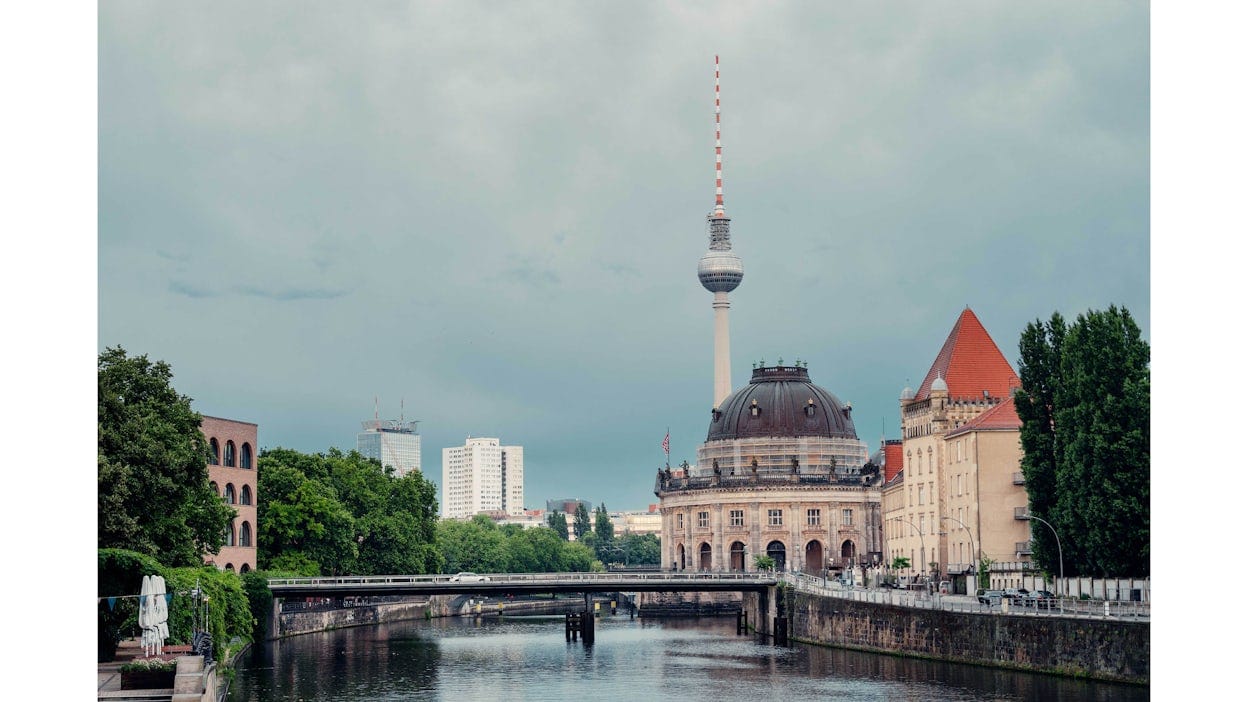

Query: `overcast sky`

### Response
(98, 1, 1148, 511)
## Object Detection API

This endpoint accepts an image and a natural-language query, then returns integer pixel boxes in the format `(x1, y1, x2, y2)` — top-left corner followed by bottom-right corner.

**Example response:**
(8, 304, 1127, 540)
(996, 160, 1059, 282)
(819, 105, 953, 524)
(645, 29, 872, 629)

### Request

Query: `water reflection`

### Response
(230, 615, 1146, 701)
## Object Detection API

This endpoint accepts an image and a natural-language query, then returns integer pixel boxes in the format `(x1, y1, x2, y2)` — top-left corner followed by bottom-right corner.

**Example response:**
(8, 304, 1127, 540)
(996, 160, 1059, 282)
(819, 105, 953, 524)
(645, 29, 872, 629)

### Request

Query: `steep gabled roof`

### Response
(946, 396, 1022, 438)
(916, 308, 1019, 401)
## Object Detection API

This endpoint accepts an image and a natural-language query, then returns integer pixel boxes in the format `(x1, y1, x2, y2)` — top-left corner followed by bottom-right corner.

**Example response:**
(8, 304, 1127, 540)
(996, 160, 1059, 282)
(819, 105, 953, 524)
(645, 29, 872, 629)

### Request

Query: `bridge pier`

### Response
(582, 592, 595, 644)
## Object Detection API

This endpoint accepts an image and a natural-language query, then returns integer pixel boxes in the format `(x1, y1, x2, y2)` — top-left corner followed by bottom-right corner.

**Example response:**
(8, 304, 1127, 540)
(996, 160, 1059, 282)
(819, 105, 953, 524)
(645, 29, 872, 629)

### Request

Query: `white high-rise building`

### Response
(442, 438, 524, 519)
(357, 419, 421, 477)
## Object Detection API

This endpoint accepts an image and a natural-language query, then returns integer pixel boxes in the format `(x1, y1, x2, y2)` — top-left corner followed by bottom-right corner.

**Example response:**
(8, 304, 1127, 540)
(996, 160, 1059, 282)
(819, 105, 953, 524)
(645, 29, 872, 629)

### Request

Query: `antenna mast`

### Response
(714, 54, 725, 218)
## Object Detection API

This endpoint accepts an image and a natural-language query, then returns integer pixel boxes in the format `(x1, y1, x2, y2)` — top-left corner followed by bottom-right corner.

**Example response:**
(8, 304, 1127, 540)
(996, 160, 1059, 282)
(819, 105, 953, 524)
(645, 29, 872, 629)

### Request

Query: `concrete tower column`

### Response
(713, 291, 732, 408)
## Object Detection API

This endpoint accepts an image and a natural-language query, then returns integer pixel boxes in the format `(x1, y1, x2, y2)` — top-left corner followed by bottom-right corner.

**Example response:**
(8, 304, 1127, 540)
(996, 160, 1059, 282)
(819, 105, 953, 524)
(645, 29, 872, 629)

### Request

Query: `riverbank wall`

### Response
(745, 588, 1148, 685)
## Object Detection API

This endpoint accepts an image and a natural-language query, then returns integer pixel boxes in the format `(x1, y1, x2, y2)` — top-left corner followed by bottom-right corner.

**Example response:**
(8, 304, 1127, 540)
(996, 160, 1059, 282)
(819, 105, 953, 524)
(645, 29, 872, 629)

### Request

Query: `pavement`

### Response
(97, 638, 190, 697)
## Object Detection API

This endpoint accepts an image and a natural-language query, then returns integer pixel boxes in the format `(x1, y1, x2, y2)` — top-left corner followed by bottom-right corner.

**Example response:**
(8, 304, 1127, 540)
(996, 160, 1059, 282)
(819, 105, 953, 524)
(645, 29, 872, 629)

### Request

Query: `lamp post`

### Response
(1028, 514, 1064, 610)
(941, 515, 979, 590)
(892, 517, 927, 593)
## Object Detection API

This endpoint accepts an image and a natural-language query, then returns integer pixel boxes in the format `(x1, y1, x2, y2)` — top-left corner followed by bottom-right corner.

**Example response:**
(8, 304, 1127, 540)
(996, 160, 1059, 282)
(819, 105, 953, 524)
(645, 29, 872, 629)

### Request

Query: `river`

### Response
(228, 614, 1147, 701)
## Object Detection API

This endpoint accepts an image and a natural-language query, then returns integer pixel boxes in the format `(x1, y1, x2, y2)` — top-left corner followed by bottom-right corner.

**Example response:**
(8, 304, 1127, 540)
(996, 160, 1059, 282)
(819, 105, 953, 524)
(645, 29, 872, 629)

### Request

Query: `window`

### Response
(697, 511, 709, 528)
(842, 509, 853, 526)
(225, 523, 236, 547)
(729, 509, 744, 527)
(768, 509, 783, 526)
(240, 485, 252, 505)
(224, 484, 236, 504)
(677, 513, 684, 529)
(239, 521, 252, 547)
(918, 485, 925, 505)
(241, 443, 252, 469)
(807, 508, 821, 526)
(918, 514, 926, 535)
(225, 441, 236, 467)
(209, 439, 220, 465)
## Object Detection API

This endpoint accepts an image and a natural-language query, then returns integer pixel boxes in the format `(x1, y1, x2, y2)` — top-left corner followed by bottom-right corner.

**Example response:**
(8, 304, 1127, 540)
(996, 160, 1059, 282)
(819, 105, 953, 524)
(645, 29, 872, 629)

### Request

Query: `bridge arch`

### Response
(698, 542, 712, 571)
(766, 541, 786, 571)
(730, 541, 746, 571)
(804, 540, 824, 574)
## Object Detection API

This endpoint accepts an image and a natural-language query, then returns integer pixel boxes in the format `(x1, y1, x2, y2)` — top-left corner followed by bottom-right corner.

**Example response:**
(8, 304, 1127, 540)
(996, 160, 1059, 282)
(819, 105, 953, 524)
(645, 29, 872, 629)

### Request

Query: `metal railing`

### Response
(779, 572, 1149, 621)
(269, 571, 777, 588)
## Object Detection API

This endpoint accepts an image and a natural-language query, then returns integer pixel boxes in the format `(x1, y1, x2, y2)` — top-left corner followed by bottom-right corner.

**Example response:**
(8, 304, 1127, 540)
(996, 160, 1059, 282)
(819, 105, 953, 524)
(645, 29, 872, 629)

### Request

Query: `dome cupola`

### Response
(707, 363, 858, 441)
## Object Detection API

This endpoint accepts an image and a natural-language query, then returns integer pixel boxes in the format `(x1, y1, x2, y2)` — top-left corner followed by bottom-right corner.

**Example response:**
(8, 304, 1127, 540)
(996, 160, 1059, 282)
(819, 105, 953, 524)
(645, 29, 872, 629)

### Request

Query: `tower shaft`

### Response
(713, 292, 732, 408)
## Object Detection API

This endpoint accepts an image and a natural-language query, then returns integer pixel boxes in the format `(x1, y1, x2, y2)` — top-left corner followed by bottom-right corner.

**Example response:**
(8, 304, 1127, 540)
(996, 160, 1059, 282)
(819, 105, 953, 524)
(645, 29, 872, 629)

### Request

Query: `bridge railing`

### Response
(268, 571, 778, 588)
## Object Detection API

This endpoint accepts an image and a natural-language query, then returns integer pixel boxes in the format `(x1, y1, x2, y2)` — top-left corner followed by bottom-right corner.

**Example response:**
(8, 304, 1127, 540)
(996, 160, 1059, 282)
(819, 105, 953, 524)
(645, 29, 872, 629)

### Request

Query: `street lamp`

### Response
(891, 517, 927, 593)
(941, 515, 979, 588)
(1027, 515, 1064, 609)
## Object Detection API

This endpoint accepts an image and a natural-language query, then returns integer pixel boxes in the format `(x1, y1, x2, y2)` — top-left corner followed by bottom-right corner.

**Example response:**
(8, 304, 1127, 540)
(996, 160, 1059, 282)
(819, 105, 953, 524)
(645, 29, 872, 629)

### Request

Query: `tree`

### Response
(546, 511, 569, 540)
(890, 556, 911, 571)
(1054, 306, 1150, 576)
(594, 503, 615, 542)
(97, 347, 234, 566)
(1015, 313, 1066, 576)
(753, 555, 776, 571)
(620, 533, 660, 566)
(572, 502, 591, 541)
(1016, 306, 1149, 577)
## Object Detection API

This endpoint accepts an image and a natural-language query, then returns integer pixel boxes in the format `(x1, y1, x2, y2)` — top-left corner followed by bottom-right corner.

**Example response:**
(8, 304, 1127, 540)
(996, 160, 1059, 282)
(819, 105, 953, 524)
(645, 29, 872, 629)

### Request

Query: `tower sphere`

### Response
(698, 249, 744, 293)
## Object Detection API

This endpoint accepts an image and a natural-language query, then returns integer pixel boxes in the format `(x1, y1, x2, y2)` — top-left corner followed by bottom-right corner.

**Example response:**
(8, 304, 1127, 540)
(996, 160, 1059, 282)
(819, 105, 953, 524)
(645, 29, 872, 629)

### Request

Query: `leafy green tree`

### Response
(259, 470, 356, 575)
(1015, 313, 1067, 575)
(753, 555, 776, 571)
(890, 556, 911, 571)
(620, 533, 660, 566)
(546, 511, 569, 540)
(1017, 306, 1149, 577)
(97, 347, 234, 566)
(594, 503, 615, 542)
(1053, 306, 1150, 576)
(437, 515, 508, 573)
(572, 502, 591, 541)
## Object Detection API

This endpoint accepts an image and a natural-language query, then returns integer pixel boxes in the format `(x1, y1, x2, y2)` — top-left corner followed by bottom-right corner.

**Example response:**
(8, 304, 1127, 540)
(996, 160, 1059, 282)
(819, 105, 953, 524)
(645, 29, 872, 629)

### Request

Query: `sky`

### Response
(96, 1, 1150, 512)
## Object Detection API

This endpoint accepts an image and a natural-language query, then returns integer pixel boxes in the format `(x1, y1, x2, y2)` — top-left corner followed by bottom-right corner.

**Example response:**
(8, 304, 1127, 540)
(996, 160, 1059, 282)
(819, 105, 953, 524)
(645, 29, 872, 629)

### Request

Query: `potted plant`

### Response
(119, 658, 176, 690)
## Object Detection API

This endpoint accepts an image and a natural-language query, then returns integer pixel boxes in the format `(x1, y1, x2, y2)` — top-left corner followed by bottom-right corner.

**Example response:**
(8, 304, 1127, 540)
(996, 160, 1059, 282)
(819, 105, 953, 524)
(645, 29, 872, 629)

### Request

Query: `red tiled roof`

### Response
(946, 396, 1022, 438)
(884, 441, 903, 483)
(916, 308, 1019, 401)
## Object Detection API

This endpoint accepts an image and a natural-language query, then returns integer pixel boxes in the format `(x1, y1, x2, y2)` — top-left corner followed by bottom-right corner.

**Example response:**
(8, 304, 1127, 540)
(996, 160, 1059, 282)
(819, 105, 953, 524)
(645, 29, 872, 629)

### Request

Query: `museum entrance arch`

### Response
(841, 539, 856, 565)
(677, 544, 686, 570)
(766, 541, 787, 572)
(804, 540, 824, 574)
(699, 542, 712, 571)
(730, 541, 746, 571)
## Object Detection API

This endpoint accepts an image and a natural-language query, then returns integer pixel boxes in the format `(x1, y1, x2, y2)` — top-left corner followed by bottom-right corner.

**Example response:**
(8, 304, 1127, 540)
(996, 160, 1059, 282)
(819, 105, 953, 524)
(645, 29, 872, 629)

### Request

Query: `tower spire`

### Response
(714, 54, 725, 217)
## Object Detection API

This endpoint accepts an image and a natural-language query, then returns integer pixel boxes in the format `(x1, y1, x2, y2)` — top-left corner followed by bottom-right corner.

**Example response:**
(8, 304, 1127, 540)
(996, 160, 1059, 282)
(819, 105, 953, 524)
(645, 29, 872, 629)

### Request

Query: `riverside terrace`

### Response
(268, 571, 778, 599)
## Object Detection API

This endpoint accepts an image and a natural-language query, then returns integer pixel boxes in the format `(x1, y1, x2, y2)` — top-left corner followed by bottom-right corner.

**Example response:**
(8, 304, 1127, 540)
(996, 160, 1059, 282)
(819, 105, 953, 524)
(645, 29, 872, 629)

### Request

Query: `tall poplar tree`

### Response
(1015, 312, 1066, 575)
(1054, 306, 1150, 576)
(546, 511, 569, 540)
(572, 502, 592, 541)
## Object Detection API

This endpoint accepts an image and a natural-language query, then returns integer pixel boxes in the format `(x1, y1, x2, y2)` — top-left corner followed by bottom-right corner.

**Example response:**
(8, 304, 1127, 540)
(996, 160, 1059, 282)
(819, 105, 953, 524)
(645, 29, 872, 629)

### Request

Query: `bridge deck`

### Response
(269, 572, 777, 598)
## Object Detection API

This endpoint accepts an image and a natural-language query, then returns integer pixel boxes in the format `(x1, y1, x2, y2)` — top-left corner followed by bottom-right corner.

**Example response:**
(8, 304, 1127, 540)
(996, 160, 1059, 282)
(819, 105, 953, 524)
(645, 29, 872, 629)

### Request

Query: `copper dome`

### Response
(707, 365, 858, 441)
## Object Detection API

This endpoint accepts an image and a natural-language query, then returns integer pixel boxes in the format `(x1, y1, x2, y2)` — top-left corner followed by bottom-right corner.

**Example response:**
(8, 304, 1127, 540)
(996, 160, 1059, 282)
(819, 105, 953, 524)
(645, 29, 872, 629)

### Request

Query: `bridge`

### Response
(268, 571, 777, 598)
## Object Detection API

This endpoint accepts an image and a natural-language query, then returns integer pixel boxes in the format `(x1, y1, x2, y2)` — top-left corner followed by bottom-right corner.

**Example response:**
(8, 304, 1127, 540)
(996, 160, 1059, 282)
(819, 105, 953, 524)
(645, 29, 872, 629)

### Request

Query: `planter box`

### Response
(120, 669, 176, 690)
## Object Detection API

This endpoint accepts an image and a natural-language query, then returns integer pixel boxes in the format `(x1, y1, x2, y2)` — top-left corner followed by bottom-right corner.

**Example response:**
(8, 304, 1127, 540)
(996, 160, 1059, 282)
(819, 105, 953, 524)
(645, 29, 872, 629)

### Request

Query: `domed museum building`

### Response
(655, 363, 884, 574)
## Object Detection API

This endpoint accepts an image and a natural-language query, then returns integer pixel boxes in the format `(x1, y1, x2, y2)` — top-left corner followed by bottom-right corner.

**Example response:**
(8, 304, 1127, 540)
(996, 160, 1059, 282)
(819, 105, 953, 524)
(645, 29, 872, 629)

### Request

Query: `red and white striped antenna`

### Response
(713, 55, 725, 217)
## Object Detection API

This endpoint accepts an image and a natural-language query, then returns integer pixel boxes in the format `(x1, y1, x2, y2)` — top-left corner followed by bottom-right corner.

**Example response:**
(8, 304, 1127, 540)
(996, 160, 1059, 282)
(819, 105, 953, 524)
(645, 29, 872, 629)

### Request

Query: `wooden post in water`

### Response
(582, 592, 595, 644)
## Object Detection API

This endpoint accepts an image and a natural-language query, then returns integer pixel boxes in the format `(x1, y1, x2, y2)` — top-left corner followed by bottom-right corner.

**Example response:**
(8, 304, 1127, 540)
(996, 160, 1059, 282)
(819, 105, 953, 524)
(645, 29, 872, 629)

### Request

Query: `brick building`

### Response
(201, 415, 258, 573)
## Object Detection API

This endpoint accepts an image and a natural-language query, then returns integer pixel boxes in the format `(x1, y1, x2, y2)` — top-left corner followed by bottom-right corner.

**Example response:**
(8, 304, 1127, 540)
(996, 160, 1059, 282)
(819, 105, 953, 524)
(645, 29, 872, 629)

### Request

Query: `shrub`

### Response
(98, 548, 166, 662)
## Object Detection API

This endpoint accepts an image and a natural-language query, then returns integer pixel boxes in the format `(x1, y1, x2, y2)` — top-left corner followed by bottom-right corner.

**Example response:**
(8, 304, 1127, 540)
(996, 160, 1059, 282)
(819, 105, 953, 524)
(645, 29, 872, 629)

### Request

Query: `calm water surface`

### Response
(228, 615, 1147, 701)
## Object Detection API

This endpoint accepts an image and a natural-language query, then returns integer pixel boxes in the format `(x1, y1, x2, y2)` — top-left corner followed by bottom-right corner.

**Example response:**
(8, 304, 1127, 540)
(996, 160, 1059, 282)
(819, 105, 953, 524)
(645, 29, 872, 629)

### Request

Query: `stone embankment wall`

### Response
(637, 590, 742, 617)
(275, 600, 432, 639)
(776, 589, 1148, 684)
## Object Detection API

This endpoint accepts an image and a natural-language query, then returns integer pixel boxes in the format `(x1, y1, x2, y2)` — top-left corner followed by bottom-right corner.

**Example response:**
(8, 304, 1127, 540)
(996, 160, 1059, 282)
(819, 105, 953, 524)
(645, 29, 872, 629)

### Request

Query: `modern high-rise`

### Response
(357, 418, 421, 477)
(442, 438, 524, 519)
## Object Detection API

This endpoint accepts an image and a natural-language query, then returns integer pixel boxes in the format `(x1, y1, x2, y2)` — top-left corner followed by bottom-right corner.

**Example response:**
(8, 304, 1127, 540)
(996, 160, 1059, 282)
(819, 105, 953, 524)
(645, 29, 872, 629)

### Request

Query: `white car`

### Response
(450, 572, 490, 582)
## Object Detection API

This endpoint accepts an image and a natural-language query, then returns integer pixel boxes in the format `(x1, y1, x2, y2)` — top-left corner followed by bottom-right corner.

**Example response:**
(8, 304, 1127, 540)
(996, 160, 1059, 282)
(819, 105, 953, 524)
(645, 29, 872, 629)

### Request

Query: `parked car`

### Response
(1022, 590, 1057, 608)
(450, 572, 490, 582)
(976, 589, 1005, 605)
(1004, 588, 1029, 604)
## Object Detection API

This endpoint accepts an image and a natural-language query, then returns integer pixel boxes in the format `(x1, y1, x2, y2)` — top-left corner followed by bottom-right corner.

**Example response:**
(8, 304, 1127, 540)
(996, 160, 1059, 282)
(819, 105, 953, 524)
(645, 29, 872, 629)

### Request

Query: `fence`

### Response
(781, 572, 1149, 621)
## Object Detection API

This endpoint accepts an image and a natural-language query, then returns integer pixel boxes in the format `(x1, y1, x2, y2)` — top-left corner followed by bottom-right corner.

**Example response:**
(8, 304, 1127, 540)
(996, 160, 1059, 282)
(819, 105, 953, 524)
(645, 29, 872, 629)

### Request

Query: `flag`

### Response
(662, 431, 670, 455)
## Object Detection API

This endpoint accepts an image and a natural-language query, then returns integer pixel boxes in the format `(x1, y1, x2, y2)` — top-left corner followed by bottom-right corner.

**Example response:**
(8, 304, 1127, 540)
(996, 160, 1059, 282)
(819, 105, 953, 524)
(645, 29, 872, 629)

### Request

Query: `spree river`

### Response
(228, 615, 1147, 701)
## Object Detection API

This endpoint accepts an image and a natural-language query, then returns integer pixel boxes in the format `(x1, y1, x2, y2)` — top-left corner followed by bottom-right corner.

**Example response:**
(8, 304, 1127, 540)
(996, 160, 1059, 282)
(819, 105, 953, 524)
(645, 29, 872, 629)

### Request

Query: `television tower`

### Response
(697, 55, 744, 409)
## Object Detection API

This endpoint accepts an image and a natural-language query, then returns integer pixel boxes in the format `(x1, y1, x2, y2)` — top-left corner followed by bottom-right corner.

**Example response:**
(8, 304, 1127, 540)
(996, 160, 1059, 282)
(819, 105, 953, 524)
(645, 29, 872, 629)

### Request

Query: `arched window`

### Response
(225, 441, 236, 467)
(240, 443, 253, 469)
(240, 563, 251, 574)
(225, 523, 236, 547)
(240, 485, 252, 505)
(209, 439, 220, 465)
(766, 541, 787, 571)
(240, 521, 252, 547)
(224, 484, 236, 504)
(225, 563, 235, 572)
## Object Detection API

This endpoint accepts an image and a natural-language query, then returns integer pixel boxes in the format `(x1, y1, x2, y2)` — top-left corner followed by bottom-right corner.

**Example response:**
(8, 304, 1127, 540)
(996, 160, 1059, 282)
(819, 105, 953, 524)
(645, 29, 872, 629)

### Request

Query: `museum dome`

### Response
(707, 364, 859, 442)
